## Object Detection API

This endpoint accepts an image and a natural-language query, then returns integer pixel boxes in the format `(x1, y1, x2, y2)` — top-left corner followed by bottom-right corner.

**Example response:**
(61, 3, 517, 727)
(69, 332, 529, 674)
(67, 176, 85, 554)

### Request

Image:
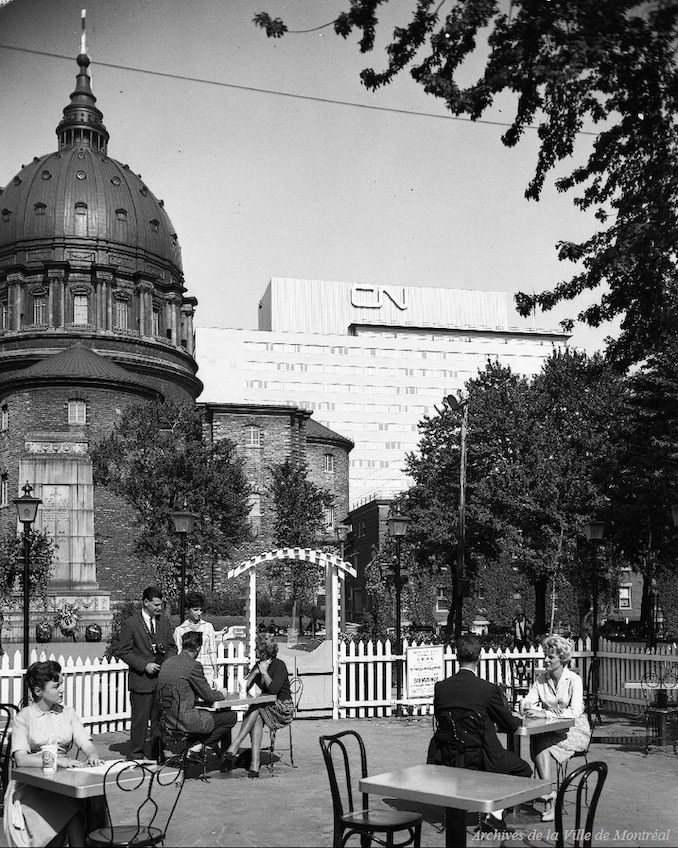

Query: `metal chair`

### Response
(0, 703, 18, 815)
(583, 658, 602, 725)
(155, 685, 209, 781)
(319, 730, 422, 848)
(266, 675, 303, 774)
(554, 761, 607, 848)
(427, 707, 485, 769)
(508, 658, 533, 709)
(86, 758, 186, 847)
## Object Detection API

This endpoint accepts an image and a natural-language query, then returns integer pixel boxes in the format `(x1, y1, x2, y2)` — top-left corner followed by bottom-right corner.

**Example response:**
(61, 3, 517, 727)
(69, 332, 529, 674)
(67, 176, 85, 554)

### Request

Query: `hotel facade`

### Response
(197, 277, 570, 507)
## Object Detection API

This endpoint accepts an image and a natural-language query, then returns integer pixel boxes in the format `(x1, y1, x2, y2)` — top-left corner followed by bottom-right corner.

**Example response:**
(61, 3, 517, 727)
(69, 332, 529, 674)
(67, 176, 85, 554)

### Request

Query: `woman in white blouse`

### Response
(520, 634, 591, 821)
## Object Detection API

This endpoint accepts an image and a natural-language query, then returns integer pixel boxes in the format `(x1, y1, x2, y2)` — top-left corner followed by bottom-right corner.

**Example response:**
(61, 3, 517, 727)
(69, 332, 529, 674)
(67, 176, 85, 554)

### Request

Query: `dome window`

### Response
(75, 202, 87, 215)
(41, 170, 52, 181)
(116, 208, 128, 221)
(114, 299, 129, 331)
(73, 294, 89, 325)
(111, 176, 121, 186)
(12, 177, 21, 186)
(170, 234, 178, 247)
(1, 209, 11, 223)
(139, 185, 148, 197)
(149, 219, 159, 233)
(32, 295, 46, 326)
(34, 203, 46, 216)
(76, 170, 87, 180)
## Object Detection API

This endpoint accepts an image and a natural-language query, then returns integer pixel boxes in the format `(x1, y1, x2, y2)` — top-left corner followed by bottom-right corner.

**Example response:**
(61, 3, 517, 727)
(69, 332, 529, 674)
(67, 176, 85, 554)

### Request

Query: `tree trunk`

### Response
(534, 575, 548, 636)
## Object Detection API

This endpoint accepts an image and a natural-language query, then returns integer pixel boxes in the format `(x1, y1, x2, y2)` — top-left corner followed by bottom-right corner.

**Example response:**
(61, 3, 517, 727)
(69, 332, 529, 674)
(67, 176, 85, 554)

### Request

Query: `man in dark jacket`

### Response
(429, 635, 532, 830)
(157, 630, 236, 765)
(118, 586, 177, 760)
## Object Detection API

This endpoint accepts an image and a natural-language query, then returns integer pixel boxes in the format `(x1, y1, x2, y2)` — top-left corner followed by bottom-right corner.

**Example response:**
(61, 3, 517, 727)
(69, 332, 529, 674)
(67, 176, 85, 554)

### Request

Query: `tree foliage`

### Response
(0, 529, 56, 611)
(91, 401, 251, 604)
(267, 459, 335, 626)
(255, 1, 678, 367)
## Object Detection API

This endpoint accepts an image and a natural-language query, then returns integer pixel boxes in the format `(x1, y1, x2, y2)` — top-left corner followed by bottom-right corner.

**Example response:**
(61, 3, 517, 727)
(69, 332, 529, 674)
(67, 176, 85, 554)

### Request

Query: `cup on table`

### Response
(41, 743, 58, 774)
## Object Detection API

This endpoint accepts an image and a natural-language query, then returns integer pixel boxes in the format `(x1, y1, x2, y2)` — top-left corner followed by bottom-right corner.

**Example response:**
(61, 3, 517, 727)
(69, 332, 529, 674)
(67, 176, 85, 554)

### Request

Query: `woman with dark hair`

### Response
(3, 660, 104, 847)
(223, 633, 293, 778)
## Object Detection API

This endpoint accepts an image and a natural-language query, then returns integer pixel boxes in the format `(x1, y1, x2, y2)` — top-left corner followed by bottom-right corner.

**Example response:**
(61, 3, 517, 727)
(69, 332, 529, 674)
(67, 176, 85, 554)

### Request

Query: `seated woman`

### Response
(520, 634, 591, 822)
(223, 633, 293, 778)
(3, 660, 104, 847)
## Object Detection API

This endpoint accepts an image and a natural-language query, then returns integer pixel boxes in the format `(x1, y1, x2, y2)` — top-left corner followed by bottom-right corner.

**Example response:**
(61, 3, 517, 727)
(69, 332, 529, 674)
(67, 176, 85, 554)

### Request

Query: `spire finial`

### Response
(81, 9, 87, 55)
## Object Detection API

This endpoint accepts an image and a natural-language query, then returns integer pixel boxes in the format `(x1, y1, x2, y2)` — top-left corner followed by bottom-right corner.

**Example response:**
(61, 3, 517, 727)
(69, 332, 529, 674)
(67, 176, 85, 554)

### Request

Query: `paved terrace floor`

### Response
(2, 712, 674, 848)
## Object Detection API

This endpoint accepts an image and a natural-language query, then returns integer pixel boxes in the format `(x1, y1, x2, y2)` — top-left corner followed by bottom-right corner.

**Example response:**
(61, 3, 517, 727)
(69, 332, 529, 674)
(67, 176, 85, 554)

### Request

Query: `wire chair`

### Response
(0, 703, 18, 815)
(155, 685, 209, 781)
(554, 761, 608, 848)
(266, 675, 303, 774)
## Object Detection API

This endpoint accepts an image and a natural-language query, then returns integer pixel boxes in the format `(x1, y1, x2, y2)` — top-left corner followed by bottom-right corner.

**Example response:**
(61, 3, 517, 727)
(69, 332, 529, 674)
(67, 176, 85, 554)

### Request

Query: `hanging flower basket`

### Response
(36, 620, 52, 643)
(85, 623, 102, 643)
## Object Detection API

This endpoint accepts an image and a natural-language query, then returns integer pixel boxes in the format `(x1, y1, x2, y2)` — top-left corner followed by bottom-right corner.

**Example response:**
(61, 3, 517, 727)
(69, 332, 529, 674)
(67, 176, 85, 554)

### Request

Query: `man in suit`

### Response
(157, 630, 237, 766)
(118, 585, 177, 760)
(429, 635, 532, 831)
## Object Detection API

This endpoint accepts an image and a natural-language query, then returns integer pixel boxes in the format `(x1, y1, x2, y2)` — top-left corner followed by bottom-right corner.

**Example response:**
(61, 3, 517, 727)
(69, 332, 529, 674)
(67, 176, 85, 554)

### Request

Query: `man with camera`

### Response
(118, 585, 177, 761)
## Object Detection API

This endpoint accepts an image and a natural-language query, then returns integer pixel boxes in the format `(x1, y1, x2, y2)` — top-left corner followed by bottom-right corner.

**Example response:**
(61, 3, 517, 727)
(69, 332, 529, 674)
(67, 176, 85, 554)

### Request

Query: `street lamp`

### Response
(387, 509, 411, 714)
(336, 524, 349, 629)
(170, 505, 197, 623)
(584, 520, 606, 656)
(13, 482, 42, 702)
(443, 394, 469, 639)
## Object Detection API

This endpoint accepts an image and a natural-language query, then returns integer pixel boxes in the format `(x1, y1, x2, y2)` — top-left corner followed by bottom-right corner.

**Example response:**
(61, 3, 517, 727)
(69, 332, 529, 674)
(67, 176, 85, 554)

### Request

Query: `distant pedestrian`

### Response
(118, 586, 177, 760)
(173, 591, 218, 687)
(511, 605, 534, 651)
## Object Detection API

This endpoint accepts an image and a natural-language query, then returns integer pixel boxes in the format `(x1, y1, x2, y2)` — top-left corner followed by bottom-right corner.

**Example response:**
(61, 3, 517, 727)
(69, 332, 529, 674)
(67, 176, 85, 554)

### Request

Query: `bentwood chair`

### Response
(319, 730, 422, 848)
(155, 685, 209, 781)
(0, 703, 18, 815)
(554, 761, 608, 848)
(86, 758, 186, 847)
(266, 675, 303, 774)
(427, 708, 486, 769)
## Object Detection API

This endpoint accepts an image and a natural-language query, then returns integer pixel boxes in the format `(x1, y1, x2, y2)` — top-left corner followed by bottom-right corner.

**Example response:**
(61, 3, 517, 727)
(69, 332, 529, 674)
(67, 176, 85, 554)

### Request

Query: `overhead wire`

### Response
(0, 43, 598, 136)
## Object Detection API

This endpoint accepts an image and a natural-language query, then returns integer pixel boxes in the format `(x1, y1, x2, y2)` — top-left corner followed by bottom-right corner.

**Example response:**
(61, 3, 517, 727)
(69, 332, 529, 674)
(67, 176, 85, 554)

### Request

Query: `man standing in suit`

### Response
(157, 630, 237, 766)
(118, 585, 177, 760)
(429, 635, 532, 830)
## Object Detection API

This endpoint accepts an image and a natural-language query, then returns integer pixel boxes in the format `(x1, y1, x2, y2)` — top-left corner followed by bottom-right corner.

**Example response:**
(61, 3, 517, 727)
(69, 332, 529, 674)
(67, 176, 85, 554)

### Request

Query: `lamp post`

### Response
(387, 510, 411, 715)
(583, 520, 606, 656)
(442, 394, 469, 639)
(13, 482, 42, 702)
(170, 505, 197, 623)
(336, 524, 349, 629)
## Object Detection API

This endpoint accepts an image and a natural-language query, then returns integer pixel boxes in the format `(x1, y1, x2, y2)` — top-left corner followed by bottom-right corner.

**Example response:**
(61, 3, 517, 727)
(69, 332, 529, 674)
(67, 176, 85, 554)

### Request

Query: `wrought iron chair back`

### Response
(584, 657, 602, 724)
(428, 708, 485, 769)
(0, 703, 18, 814)
(318, 729, 422, 848)
(155, 684, 209, 780)
(86, 758, 186, 847)
(554, 761, 608, 848)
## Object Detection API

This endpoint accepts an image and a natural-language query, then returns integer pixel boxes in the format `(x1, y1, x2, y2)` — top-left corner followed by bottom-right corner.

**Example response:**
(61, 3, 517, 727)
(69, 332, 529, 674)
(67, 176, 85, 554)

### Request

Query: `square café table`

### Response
(507, 714, 575, 756)
(360, 764, 551, 848)
(195, 693, 276, 711)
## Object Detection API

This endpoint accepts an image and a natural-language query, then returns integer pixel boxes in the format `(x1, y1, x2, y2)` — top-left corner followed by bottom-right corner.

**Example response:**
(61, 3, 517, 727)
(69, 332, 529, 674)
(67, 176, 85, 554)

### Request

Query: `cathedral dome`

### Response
(0, 55, 182, 279)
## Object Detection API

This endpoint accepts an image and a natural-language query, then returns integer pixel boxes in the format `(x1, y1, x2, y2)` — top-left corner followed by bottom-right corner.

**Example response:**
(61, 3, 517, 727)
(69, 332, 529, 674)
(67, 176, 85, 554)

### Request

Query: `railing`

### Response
(338, 637, 677, 718)
(0, 642, 251, 732)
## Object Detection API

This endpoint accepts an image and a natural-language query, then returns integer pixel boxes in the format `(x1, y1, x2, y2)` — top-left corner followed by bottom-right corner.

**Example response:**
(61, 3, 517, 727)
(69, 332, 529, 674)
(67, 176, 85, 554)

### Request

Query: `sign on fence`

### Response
(406, 645, 445, 699)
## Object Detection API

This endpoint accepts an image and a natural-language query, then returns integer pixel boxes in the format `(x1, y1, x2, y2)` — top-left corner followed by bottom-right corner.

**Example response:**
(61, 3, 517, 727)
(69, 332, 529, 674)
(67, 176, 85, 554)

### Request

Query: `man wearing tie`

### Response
(118, 586, 177, 760)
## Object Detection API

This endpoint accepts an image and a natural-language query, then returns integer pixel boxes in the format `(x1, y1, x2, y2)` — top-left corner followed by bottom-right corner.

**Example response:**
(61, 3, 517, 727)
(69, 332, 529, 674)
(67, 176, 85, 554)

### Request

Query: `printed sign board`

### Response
(406, 645, 445, 699)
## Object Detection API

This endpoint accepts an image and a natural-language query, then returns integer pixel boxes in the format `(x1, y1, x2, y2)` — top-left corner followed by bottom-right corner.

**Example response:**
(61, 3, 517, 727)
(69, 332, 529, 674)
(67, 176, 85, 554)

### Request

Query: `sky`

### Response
(0, 0, 615, 355)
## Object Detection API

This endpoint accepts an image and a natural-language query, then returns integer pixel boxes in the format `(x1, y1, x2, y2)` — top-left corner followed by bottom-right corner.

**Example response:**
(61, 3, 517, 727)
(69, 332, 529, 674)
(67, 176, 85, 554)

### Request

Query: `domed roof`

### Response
(0, 54, 182, 276)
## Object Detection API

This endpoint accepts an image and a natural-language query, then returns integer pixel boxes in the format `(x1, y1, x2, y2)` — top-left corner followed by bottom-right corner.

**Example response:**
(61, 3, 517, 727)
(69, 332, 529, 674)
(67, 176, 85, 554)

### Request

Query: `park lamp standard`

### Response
(13, 482, 42, 703)
(583, 520, 606, 657)
(336, 523, 350, 629)
(386, 509, 411, 716)
(170, 504, 197, 624)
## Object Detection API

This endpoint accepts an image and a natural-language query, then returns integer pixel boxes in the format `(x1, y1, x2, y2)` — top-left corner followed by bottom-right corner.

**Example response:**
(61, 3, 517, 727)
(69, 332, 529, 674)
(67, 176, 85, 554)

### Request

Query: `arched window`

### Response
(32, 296, 46, 325)
(116, 208, 128, 221)
(74, 202, 87, 214)
(34, 203, 46, 216)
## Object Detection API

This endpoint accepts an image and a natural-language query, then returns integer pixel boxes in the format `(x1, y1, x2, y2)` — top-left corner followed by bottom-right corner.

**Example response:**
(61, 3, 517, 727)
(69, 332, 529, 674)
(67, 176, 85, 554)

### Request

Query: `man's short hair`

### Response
(142, 585, 163, 602)
(456, 635, 482, 664)
(181, 630, 203, 653)
(185, 591, 205, 609)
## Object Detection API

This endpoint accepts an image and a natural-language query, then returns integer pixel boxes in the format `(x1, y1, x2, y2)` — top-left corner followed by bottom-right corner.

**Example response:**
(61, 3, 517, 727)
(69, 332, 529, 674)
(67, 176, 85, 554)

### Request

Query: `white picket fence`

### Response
(1, 636, 675, 728)
(0, 642, 251, 732)
(337, 637, 678, 718)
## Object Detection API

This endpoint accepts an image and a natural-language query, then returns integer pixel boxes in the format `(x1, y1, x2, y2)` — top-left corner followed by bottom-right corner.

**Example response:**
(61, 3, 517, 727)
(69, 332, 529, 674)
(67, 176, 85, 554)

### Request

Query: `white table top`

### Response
(11, 761, 158, 799)
(359, 764, 551, 813)
(196, 693, 276, 711)
(512, 715, 575, 736)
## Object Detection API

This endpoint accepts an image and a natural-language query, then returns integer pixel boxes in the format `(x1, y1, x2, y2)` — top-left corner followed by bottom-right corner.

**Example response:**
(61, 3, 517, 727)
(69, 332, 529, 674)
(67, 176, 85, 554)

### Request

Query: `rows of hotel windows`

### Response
(245, 380, 469, 395)
(244, 339, 547, 355)
(268, 361, 461, 378)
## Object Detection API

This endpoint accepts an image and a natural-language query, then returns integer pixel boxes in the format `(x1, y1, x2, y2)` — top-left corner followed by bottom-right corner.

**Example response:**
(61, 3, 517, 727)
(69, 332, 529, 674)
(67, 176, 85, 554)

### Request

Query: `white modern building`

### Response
(197, 278, 569, 506)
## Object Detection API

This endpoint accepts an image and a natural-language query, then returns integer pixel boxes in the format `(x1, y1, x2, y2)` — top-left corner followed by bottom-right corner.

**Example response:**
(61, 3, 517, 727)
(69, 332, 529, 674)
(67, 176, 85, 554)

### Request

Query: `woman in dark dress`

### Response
(223, 633, 293, 778)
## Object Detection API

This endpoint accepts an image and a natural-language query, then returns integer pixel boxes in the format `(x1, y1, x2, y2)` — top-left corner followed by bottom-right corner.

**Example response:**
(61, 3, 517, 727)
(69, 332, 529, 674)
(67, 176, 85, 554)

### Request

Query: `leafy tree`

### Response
(91, 401, 251, 607)
(0, 529, 56, 609)
(267, 459, 334, 635)
(255, 1, 678, 367)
